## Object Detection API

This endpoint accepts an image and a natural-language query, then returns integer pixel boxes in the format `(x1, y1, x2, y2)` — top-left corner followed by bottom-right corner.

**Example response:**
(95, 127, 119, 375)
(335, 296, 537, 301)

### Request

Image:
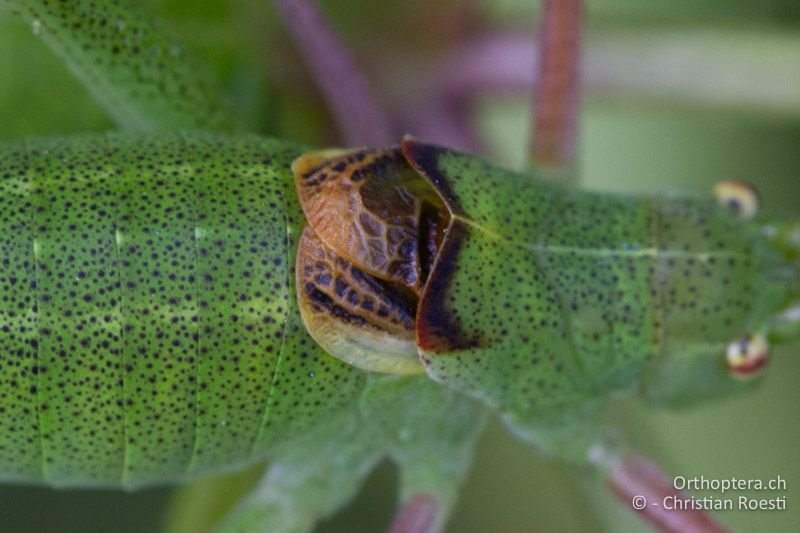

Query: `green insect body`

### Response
(0, 133, 368, 488)
(406, 145, 786, 417)
(1, 0, 798, 530)
(293, 141, 789, 457)
(0, 131, 789, 487)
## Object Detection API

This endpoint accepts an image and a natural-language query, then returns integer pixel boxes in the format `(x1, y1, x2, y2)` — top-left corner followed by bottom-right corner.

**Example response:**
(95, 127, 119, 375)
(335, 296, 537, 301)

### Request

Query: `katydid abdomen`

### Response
(0, 132, 789, 487)
(0, 131, 365, 488)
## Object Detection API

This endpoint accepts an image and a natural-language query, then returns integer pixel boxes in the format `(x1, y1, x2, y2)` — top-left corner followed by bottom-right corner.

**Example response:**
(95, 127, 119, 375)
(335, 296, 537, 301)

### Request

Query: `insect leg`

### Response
(5, 0, 242, 131)
(386, 401, 486, 533)
(362, 378, 488, 533)
(605, 451, 728, 533)
(212, 408, 383, 533)
(213, 375, 487, 533)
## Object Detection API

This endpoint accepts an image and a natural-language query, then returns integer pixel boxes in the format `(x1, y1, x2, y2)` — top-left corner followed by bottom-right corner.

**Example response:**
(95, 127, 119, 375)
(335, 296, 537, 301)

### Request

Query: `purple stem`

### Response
(397, 34, 538, 154)
(274, 0, 393, 146)
(608, 453, 729, 533)
(387, 493, 441, 533)
(437, 34, 538, 95)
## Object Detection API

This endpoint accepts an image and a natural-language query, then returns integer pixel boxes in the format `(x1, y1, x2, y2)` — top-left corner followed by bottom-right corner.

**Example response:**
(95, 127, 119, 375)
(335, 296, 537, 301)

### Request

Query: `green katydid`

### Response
(0, 0, 798, 532)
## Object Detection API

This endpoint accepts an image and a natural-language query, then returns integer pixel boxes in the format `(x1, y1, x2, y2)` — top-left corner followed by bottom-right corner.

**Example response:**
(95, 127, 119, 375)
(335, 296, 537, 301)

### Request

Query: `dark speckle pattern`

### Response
(12, 0, 240, 130)
(0, 134, 787, 486)
(28, 136, 126, 485)
(0, 133, 364, 488)
(0, 143, 41, 482)
(531, 192, 656, 393)
(187, 134, 290, 475)
(405, 141, 786, 430)
(110, 136, 200, 485)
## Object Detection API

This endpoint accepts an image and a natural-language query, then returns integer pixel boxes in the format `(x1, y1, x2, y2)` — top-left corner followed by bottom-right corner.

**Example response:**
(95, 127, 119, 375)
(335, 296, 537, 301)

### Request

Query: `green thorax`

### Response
(402, 141, 787, 444)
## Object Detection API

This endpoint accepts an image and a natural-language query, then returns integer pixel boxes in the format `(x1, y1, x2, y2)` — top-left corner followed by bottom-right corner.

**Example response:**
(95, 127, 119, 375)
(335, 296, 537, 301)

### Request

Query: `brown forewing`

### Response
(294, 147, 448, 295)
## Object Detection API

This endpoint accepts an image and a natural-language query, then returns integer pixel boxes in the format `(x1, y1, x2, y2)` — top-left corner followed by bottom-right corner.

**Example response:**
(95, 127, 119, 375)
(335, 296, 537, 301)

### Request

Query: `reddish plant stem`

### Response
(274, 0, 393, 146)
(608, 453, 729, 533)
(388, 493, 441, 533)
(531, 0, 583, 177)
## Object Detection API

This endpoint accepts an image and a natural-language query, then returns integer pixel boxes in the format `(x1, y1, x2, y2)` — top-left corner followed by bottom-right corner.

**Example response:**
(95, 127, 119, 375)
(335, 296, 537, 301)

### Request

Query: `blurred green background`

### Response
(0, 0, 798, 531)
